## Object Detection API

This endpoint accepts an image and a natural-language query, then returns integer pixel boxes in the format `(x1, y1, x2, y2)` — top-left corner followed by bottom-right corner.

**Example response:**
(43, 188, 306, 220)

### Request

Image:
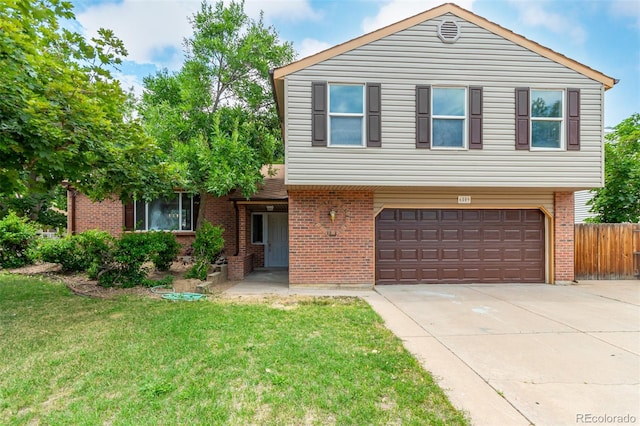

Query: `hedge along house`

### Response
(270, 3, 616, 286)
(66, 165, 288, 280)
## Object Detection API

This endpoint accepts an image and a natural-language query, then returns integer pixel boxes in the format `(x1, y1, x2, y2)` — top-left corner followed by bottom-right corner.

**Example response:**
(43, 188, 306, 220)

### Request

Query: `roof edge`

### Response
(273, 2, 616, 90)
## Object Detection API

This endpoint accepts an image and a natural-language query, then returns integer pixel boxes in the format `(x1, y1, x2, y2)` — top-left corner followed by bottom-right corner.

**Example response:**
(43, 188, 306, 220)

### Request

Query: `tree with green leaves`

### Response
(140, 0, 294, 227)
(0, 0, 174, 208)
(588, 113, 640, 223)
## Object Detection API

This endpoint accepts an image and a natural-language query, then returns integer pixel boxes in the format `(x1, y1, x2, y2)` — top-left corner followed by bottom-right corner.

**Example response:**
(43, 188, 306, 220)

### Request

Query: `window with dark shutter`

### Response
(416, 85, 431, 149)
(566, 88, 580, 151)
(515, 87, 530, 150)
(366, 83, 381, 147)
(311, 81, 327, 146)
(468, 86, 483, 149)
(124, 201, 134, 231)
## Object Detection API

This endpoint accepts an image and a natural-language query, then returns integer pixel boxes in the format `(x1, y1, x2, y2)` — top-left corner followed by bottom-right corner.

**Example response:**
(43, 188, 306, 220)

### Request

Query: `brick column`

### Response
(554, 191, 575, 283)
(228, 205, 250, 281)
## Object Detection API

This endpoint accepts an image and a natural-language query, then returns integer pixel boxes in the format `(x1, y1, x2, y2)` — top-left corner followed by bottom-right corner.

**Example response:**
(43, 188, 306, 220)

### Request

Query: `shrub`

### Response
(0, 212, 38, 268)
(148, 231, 181, 271)
(37, 230, 113, 273)
(96, 232, 180, 288)
(186, 221, 224, 281)
(97, 233, 154, 288)
(77, 230, 114, 278)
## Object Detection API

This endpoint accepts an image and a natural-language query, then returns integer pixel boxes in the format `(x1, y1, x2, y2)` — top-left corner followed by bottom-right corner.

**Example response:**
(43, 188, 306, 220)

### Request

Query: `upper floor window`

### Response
(531, 90, 563, 149)
(134, 193, 195, 231)
(328, 84, 365, 146)
(432, 87, 466, 148)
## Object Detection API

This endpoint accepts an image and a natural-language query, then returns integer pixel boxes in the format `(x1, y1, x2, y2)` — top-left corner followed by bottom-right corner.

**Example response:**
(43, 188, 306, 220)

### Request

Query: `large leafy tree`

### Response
(140, 0, 294, 227)
(588, 113, 640, 223)
(0, 0, 173, 209)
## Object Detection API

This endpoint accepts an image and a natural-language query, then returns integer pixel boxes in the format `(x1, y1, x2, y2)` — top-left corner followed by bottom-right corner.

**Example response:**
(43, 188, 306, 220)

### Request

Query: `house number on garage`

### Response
(457, 196, 472, 204)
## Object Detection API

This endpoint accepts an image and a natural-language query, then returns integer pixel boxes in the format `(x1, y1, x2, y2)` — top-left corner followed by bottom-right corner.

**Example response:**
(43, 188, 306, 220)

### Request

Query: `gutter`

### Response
(233, 200, 239, 256)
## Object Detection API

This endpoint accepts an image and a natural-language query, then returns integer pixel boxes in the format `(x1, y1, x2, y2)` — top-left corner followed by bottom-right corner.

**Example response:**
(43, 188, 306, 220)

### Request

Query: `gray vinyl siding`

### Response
(285, 13, 604, 188)
(574, 190, 596, 223)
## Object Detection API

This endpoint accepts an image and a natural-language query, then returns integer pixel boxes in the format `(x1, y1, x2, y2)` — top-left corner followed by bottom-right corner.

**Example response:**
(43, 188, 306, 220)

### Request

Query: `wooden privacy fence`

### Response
(575, 223, 640, 280)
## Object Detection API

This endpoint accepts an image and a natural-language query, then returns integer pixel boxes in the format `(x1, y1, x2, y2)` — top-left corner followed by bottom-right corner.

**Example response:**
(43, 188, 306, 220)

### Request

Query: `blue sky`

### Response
(70, 0, 639, 127)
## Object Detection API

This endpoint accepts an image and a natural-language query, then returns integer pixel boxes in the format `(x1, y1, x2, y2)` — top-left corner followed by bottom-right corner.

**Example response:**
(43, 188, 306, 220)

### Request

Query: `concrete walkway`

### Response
(226, 275, 640, 425)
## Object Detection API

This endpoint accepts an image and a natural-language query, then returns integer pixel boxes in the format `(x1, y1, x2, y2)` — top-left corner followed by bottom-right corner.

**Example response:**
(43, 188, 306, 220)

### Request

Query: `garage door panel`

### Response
(377, 229, 397, 242)
(399, 229, 419, 242)
(399, 249, 418, 260)
(421, 229, 438, 241)
(377, 248, 397, 261)
(400, 210, 418, 221)
(462, 248, 480, 260)
(376, 208, 545, 284)
(421, 210, 439, 221)
(421, 248, 438, 260)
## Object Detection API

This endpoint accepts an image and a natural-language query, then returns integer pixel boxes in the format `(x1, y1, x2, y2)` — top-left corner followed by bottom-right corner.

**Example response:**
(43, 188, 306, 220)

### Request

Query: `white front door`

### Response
(266, 213, 288, 267)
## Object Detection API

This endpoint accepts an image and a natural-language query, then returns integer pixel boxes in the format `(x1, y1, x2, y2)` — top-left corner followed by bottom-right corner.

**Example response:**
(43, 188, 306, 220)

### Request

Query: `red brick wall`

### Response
(68, 192, 125, 236)
(289, 190, 374, 286)
(201, 194, 237, 257)
(554, 191, 575, 282)
(69, 192, 238, 256)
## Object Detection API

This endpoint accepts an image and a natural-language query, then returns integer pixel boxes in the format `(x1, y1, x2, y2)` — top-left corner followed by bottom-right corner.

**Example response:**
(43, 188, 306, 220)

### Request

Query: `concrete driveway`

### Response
(370, 281, 640, 425)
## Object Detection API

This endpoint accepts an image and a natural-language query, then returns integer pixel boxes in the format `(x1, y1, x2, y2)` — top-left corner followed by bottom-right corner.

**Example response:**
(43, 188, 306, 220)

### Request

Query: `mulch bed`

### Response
(5, 262, 235, 300)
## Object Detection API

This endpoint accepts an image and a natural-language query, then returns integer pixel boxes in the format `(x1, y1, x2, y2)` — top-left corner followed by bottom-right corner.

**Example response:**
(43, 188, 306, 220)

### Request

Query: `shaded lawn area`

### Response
(0, 274, 468, 425)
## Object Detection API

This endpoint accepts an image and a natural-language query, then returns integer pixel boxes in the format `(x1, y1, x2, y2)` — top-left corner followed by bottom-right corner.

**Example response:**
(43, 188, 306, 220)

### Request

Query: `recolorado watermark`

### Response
(576, 413, 637, 424)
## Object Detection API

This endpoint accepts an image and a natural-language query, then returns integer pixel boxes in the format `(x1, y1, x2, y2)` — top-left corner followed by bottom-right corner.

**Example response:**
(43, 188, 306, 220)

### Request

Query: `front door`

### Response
(266, 213, 289, 267)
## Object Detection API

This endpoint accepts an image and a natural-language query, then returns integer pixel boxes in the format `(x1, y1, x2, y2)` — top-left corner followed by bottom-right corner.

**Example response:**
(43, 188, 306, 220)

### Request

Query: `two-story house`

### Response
(68, 3, 615, 286)
(270, 2, 615, 286)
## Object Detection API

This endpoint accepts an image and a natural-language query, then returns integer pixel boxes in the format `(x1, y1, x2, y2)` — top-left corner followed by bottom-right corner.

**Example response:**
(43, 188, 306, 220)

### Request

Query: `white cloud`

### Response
(115, 72, 145, 97)
(362, 0, 475, 34)
(241, 0, 321, 22)
(509, 1, 587, 45)
(610, 0, 640, 28)
(76, 0, 320, 69)
(297, 38, 332, 59)
(76, 1, 197, 68)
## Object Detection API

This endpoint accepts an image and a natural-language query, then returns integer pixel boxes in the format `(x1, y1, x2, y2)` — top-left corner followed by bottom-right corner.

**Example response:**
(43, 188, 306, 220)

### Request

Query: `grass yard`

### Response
(0, 274, 468, 425)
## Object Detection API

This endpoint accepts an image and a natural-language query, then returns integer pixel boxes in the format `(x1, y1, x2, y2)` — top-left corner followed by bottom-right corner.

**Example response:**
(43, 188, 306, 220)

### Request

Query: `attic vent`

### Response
(438, 20, 460, 43)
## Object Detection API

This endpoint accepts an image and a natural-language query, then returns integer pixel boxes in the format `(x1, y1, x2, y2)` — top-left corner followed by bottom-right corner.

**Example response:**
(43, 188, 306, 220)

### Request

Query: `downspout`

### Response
(70, 190, 77, 235)
(233, 200, 239, 256)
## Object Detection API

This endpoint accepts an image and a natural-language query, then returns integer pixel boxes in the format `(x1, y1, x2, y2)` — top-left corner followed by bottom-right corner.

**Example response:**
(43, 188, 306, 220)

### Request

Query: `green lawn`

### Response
(0, 274, 467, 425)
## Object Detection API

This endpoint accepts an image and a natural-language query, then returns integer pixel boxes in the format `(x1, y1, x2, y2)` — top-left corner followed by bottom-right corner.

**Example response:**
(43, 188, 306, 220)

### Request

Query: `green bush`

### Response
(76, 230, 114, 275)
(186, 221, 224, 281)
(148, 231, 181, 271)
(96, 232, 180, 288)
(97, 233, 153, 288)
(0, 211, 38, 268)
(37, 230, 113, 273)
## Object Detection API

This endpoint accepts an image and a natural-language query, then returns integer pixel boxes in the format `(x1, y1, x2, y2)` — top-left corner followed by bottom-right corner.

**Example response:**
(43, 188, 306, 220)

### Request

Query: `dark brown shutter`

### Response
(193, 194, 201, 229)
(468, 86, 483, 149)
(515, 87, 530, 150)
(566, 88, 580, 151)
(124, 200, 134, 231)
(416, 85, 431, 149)
(311, 81, 327, 146)
(366, 83, 381, 147)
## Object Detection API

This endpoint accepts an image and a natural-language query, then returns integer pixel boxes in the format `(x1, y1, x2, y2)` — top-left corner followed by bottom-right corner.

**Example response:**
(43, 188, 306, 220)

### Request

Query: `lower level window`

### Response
(134, 193, 195, 231)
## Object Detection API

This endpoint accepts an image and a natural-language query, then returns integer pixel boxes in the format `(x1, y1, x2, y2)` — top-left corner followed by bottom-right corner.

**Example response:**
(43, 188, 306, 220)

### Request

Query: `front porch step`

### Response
(195, 264, 229, 294)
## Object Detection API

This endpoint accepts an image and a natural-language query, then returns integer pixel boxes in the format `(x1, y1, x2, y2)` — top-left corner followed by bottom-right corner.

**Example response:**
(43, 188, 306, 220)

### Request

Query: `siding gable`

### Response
(282, 11, 608, 189)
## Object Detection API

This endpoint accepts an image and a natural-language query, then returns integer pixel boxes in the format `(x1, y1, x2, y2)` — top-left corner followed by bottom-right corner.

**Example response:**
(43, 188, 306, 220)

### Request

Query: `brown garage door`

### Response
(376, 209, 545, 284)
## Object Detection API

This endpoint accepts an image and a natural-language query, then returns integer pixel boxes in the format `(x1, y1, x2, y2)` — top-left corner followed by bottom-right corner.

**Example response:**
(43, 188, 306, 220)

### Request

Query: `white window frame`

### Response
(327, 83, 366, 147)
(133, 192, 195, 232)
(251, 213, 266, 245)
(530, 89, 565, 151)
(431, 86, 467, 150)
